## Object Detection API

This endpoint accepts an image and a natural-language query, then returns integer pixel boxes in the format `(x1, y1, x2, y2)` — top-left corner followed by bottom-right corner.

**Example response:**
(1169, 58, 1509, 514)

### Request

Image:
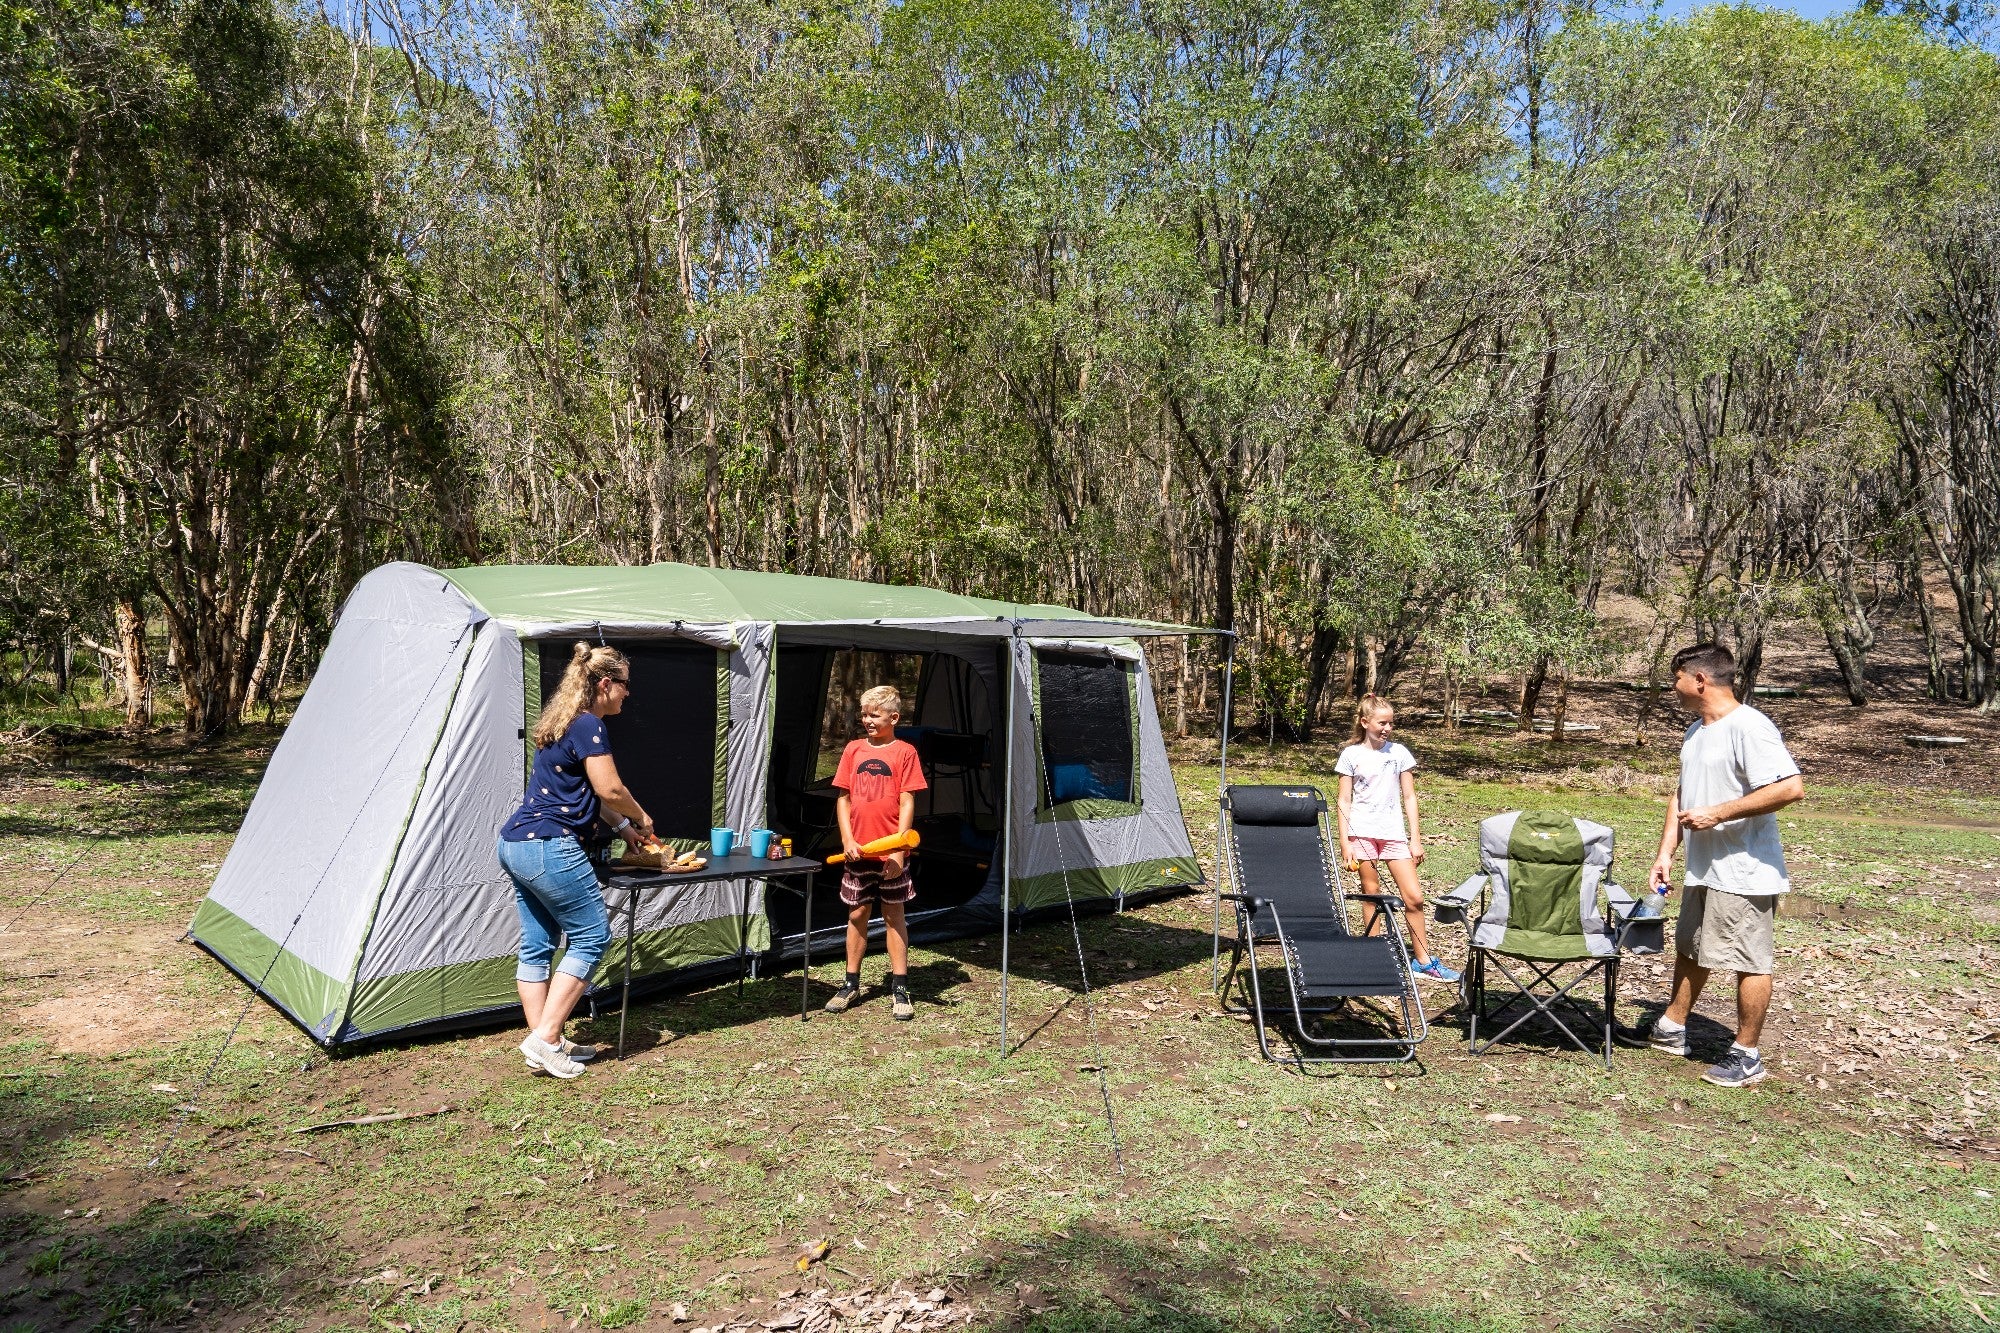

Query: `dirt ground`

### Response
(1, 620, 1997, 1333)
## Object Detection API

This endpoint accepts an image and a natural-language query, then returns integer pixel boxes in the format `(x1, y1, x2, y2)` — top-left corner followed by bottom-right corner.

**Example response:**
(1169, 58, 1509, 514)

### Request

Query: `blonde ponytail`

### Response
(532, 642, 629, 748)
(1350, 692, 1393, 744)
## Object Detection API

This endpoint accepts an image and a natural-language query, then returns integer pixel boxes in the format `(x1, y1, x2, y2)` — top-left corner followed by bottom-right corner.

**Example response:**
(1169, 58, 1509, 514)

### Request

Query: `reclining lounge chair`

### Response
(1214, 784, 1426, 1066)
(1434, 810, 1663, 1067)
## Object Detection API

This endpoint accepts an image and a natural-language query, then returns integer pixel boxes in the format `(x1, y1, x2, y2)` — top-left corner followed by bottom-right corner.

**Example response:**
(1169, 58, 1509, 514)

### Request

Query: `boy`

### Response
(826, 684, 927, 1020)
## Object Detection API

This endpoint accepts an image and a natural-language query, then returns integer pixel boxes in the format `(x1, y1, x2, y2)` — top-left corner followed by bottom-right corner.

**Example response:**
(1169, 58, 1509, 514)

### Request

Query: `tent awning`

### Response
(441, 563, 1222, 639)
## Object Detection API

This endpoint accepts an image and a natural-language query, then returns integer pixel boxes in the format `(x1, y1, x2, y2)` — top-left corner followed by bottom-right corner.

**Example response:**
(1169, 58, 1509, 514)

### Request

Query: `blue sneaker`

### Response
(1411, 957, 1461, 984)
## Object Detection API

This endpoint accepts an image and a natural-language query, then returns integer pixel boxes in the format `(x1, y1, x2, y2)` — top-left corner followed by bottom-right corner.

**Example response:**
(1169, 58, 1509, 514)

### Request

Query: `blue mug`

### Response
(749, 828, 775, 858)
(710, 827, 735, 858)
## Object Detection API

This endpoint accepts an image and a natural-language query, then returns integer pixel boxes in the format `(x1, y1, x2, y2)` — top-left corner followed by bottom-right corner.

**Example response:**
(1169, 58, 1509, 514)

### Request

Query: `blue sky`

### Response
(1619, 0, 1858, 20)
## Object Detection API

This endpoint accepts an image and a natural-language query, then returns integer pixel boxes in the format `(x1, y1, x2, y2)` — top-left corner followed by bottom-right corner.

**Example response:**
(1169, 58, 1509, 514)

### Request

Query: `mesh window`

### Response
(538, 639, 718, 841)
(1035, 651, 1134, 805)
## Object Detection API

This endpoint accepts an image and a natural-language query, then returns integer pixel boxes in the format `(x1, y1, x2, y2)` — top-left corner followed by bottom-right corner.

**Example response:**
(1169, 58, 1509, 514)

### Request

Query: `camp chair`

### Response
(1433, 810, 1663, 1068)
(1215, 784, 1426, 1066)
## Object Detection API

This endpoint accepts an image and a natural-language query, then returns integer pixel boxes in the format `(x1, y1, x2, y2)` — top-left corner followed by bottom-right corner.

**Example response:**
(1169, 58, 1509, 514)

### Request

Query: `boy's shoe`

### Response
(1410, 957, 1462, 984)
(520, 1035, 585, 1080)
(521, 1036, 597, 1069)
(824, 983, 861, 1014)
(891, 988, 915, 1022)
(1700, 1048, 1768, 1088)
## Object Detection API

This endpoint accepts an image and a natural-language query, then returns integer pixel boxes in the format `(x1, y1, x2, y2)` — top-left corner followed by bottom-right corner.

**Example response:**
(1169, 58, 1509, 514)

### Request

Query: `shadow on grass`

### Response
(963, 1221, 1972, 1332)
(929, 903, 1217, 995)
(0, 1199, 326, 1331)
(0, 727, 272, 841)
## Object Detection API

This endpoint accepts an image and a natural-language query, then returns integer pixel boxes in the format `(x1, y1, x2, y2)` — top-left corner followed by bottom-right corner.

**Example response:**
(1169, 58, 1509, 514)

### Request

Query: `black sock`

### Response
(891, 972, 909, 993)
(844, 971, 860, 991)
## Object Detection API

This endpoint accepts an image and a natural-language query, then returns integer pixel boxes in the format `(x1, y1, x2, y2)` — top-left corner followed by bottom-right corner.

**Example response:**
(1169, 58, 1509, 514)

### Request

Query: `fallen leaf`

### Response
(1484, 1113, 1522, 1124)
(797, 1239, 831, 1272)
(1508, 1244, 1539, 1266)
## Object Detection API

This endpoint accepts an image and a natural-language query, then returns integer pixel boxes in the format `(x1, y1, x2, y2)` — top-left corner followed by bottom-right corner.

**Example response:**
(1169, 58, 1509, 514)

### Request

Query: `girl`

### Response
(496, 642, 654, 1078)
(1335, 694, 1459, 983)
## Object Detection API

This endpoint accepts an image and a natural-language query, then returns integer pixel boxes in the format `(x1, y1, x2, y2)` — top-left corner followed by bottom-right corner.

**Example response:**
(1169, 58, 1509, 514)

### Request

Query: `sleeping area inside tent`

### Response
(190, 561, 1209, 1048)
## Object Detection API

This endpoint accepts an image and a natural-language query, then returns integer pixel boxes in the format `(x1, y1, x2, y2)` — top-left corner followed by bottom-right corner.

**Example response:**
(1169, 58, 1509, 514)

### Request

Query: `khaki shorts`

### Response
(1675, 884, 1776, 975)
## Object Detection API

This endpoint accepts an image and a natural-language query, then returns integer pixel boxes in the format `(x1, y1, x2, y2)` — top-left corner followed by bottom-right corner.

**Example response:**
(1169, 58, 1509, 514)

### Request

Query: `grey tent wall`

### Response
(345, 619, 529, 1039)
(190, 562, 487, 1040)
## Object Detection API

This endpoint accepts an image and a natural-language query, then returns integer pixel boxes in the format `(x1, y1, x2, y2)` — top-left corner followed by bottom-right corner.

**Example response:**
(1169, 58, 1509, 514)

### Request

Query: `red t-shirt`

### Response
(833, 738, 927, 848)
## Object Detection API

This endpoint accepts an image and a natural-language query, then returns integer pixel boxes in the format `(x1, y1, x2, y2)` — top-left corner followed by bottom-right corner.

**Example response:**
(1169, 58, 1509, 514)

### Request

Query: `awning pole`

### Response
(999, 631, 1016, 1057)
(1213, 633, 1236, 990)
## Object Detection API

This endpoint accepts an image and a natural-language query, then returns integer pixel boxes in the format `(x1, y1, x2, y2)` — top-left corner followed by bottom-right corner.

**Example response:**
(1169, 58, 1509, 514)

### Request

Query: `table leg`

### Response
(617, 885, 637, 1060)
(737, 876, 749, 998)
(801, 870, 814, 1022)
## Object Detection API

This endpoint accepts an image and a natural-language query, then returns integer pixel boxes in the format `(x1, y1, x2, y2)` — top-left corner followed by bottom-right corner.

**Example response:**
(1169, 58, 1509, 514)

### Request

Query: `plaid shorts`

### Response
(839, 861, 916, 908)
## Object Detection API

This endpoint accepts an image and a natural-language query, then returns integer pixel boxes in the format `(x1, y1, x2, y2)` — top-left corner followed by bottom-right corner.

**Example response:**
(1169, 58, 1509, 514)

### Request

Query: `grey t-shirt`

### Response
(1678, 704, 1801, 897)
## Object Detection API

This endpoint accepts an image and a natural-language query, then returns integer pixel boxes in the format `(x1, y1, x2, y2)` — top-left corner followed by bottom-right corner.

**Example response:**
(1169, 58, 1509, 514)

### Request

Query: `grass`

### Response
(0, 722, 1996, 1331)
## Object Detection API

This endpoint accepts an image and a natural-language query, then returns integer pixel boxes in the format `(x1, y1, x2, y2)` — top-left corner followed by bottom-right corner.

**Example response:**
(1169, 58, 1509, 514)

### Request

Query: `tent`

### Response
(190, 561, 1214, 1047)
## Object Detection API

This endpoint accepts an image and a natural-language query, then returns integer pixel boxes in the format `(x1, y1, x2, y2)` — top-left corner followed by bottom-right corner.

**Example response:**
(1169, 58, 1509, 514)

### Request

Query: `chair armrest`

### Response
(1347, 892, 1404, 905)
(1433, 874, 1485, 926)
(1219, 892, 1264, 913)
(1439, 875, 1485, 906)
(1604, 881, 1634, 911)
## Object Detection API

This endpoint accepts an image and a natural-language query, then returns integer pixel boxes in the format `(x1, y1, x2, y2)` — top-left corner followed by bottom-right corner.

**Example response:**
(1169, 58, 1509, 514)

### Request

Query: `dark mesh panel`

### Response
(1290, 931, 1406, 997)
(1036, 652, 1133, 804)
(1232, 822, 1341, 935)
(539, 639, 718, 842)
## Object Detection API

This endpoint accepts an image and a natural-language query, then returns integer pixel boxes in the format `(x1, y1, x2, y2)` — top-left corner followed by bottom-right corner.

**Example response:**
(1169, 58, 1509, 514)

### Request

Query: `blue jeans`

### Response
(496, 835, 611, 983)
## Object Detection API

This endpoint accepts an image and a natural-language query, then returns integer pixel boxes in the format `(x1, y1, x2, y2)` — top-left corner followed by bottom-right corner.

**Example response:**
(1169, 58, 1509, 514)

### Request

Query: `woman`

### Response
(497, 642, 653, 1079)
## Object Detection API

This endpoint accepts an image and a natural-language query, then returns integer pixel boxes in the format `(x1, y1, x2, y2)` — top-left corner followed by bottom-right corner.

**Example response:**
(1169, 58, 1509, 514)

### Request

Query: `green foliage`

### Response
(4, 0, 1999, 725)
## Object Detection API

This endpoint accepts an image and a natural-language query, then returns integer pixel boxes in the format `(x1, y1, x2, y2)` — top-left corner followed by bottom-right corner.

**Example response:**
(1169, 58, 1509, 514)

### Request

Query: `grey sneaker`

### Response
(1615, 1021, 1688, 1056)
(521, 1035, 585, 1079)
(891, 987, 914, 1022)
(522, 1036, 597, 1069)
(1700, 1048, 1767, 1088)
(824, 983, 861, 1014)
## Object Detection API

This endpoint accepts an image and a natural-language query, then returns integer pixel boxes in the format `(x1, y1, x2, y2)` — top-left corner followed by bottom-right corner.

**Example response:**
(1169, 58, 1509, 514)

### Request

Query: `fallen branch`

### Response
(292, 1105, 454, 1134)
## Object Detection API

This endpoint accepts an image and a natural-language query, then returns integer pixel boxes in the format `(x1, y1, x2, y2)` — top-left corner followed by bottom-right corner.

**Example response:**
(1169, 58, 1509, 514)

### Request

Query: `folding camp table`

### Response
(601, 852, 821, 1058)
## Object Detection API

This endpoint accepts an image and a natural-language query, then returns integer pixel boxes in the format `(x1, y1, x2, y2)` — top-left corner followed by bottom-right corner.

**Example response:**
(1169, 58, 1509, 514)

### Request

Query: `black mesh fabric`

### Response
(540, 639, 718, 842)
(1292, 933, 1408, 998)
(1036, 652, 1134, 803)
(1226, 784, 1403, 999)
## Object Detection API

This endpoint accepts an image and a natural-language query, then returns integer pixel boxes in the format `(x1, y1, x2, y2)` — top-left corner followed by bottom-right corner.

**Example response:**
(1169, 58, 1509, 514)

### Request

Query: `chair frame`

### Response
(1214, 791, 1428, 1067)
(1440, 860, 1650, 1070)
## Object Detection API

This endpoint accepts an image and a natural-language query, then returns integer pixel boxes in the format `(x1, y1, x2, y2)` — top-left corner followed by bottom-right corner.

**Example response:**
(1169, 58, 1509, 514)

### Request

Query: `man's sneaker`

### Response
(1616, 1021, 1689, 1056)
(520, 1035, 585, 1079)
(522, 1036, 597, 1069)
(1410, 957, 1462, 984)
(891, 987, 915, 1022)
(1701, 1048, 1768, 1088)
(824, 983, 861, 1014)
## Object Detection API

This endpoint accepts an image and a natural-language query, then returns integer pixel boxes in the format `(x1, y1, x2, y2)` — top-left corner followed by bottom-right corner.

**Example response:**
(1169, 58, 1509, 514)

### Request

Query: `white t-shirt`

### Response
(1678, 704, 1801, 897)
(1336, 742, 1417, 840)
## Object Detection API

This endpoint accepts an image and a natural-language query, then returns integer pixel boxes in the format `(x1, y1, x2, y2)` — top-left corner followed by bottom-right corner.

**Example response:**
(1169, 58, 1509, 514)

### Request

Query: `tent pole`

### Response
(999, 632, 1016, 1058)
(1213, 633, 1235, 990)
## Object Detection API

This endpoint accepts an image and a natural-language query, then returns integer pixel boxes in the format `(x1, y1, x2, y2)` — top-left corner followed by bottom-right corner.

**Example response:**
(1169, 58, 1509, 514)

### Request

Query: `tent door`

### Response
(764, 644, 1003, 947)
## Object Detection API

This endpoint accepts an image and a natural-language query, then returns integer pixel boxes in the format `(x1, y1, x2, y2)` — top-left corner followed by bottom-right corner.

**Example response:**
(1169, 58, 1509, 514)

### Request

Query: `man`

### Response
(1633, 642, 1804, 1087)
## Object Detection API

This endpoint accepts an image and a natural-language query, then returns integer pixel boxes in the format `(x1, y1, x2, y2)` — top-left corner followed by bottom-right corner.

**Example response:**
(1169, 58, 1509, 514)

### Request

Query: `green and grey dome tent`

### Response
(190, 561, 1213, 1047)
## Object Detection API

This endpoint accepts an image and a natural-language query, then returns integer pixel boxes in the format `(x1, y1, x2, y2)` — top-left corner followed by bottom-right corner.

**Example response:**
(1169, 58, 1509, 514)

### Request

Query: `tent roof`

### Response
(440, 563, 1213, 638)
